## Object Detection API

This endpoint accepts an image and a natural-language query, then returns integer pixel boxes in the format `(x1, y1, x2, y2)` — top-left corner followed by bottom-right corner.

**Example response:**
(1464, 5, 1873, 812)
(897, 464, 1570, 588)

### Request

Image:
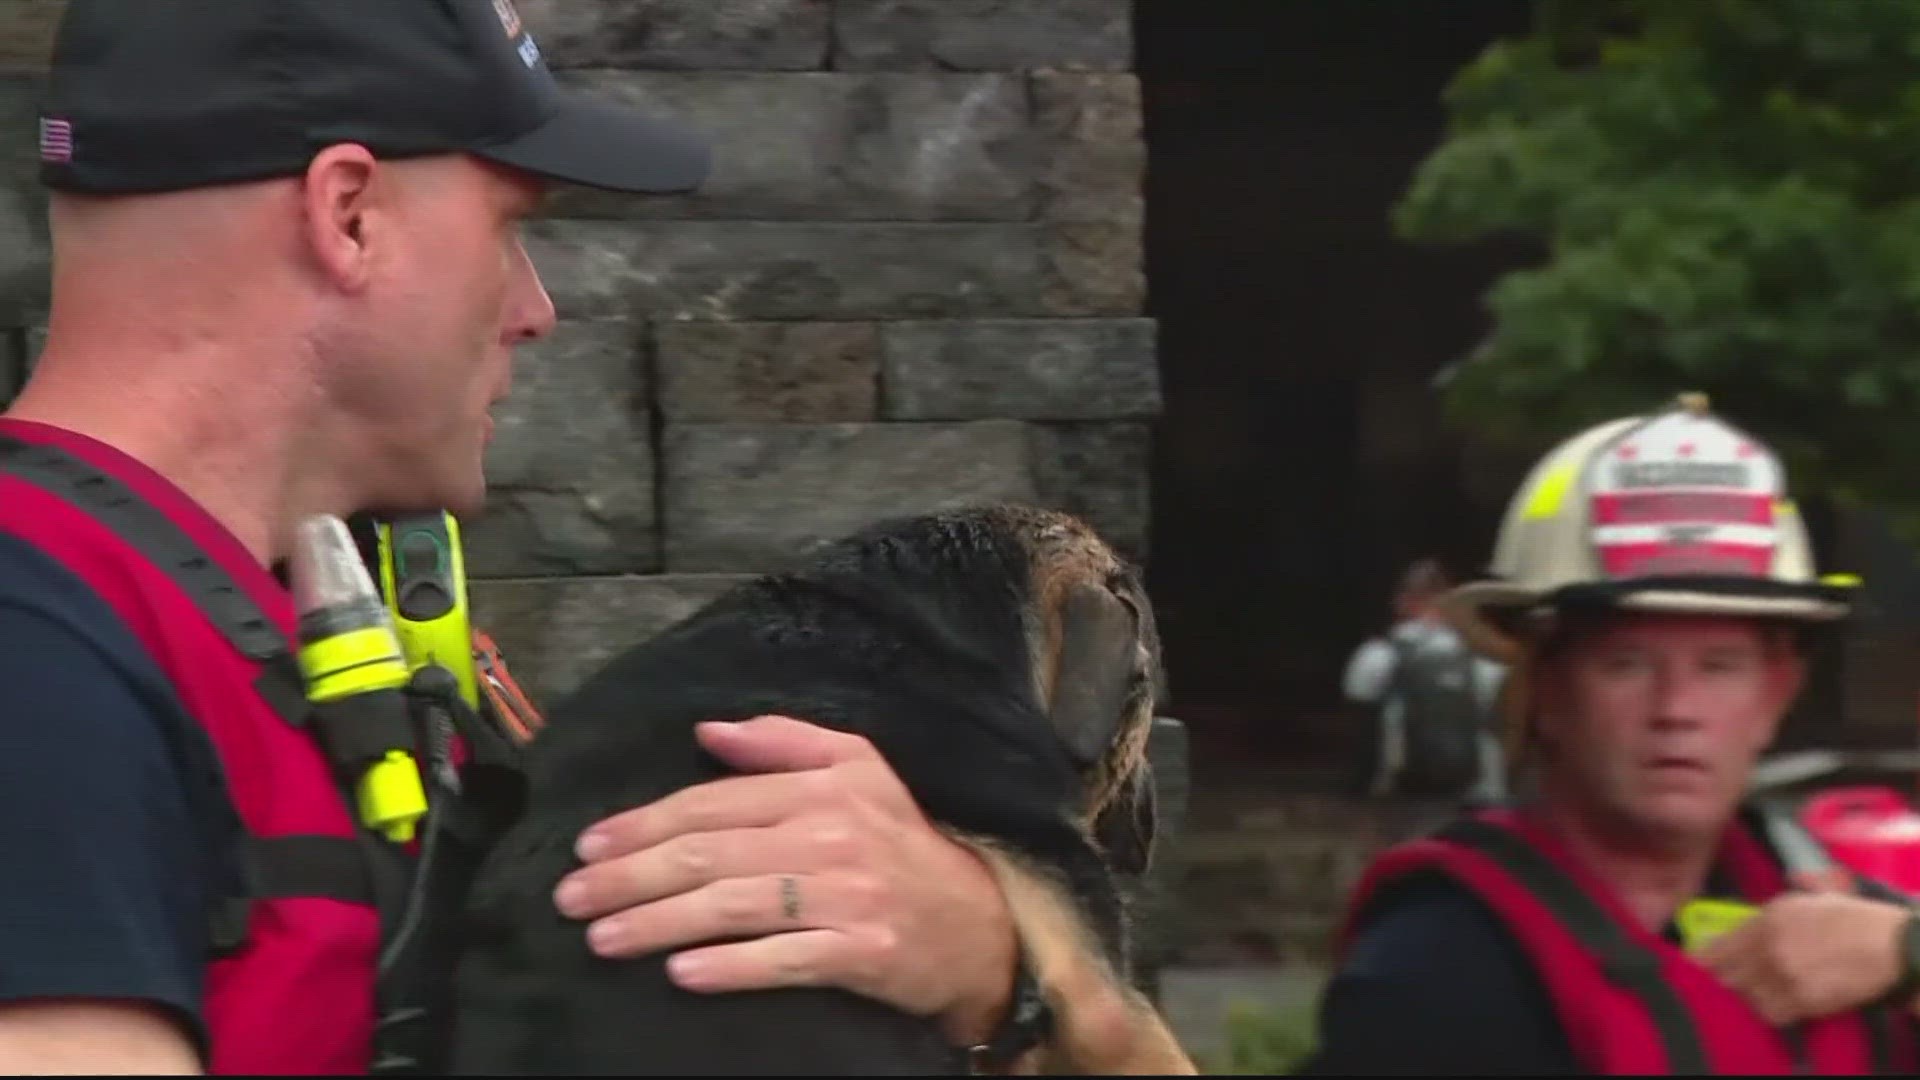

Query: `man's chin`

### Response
(441, 479, 488, 522)
(369, 472, 487, 524)
(1626, 798, 1738, 850)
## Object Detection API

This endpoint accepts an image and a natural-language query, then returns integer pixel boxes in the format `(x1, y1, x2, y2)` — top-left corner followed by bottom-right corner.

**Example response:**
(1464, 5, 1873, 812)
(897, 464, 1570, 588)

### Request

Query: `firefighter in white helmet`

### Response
(1298, 393, 1920, 1075)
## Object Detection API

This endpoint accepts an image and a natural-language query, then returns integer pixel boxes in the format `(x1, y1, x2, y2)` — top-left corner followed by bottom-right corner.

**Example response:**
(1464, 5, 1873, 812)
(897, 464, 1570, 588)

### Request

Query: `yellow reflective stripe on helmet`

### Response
(1521, 458, 1580, 520)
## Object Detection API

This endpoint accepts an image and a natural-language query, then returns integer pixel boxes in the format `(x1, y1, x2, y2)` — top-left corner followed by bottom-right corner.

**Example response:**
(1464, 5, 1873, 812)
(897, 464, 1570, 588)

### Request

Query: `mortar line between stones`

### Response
(541, 216, 1043, 224)
(1022, 68, 1040, 225)
(822, 0, 843, 71)
(869, 319, 891, 418)
(471, 572, 752, 587)
(640, 320, 669, 575)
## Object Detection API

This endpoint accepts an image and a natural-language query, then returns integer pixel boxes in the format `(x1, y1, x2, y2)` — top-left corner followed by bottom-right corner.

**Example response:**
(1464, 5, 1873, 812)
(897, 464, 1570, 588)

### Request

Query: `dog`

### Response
(443, 505, 1192, 1074)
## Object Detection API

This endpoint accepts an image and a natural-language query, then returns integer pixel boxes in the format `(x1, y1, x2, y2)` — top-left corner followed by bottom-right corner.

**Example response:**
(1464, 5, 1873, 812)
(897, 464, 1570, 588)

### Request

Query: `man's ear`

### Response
(301, 143, 382, 294)
(1049, 582, 1144, 769)
(1527, 654, 1566, 756)
(1762, 648, 1807, 737)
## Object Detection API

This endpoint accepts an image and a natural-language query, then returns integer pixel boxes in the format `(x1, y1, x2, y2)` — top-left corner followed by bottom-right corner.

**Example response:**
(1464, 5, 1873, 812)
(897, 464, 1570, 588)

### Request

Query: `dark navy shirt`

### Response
(1297, 877, 1581, 1075)
(0, 530, 213, 1047)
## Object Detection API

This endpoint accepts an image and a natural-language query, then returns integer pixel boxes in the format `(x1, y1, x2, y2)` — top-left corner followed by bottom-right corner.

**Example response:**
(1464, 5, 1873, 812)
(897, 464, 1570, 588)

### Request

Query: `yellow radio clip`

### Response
(376, 512, 479, 711)
(1676, 897, 1759, 952)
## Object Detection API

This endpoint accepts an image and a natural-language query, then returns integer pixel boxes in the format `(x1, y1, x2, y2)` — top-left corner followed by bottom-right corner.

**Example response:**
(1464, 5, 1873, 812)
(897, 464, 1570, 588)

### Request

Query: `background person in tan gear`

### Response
(1342, 557, 1508, 806)
(1300, 394, 1920, 1074)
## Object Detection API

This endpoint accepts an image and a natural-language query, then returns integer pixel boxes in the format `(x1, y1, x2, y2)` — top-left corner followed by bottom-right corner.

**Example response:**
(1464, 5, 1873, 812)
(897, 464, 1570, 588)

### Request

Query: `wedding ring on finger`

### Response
(780, 875, 802, 922)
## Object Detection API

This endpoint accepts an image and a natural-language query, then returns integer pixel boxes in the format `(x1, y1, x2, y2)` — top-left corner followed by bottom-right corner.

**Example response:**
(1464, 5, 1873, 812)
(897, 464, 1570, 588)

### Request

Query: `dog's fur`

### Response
(444, 505, 1190, 1075)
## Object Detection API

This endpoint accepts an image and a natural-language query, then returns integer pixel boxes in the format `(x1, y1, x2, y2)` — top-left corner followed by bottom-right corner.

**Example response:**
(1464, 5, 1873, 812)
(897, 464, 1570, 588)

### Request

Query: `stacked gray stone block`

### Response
(0, 0, 1156, 711)
(476, 0, 1157, 705)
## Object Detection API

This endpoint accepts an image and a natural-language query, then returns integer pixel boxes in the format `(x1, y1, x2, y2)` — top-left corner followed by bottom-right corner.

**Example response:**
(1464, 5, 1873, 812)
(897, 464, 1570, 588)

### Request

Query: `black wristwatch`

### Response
(967, 948, 1055, 1074)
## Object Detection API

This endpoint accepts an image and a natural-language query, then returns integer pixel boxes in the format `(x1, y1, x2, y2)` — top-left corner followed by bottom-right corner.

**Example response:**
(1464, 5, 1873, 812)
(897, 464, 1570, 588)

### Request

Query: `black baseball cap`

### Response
(37, 0, 711, 196)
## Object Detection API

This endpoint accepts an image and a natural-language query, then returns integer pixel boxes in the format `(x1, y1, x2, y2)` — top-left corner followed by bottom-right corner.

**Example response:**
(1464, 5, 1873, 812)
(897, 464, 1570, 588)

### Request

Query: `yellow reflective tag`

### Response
(1676, 898, 1758, 952)
(356, 749, 428, 844)
(1521, 458, 1578, 520)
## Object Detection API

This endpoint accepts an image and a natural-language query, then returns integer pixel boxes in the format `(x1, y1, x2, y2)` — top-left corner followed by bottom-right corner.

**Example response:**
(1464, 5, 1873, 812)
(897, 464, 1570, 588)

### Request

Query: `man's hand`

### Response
(1696, 890, 1911, 1025)
(551, 715, 1019, 1047)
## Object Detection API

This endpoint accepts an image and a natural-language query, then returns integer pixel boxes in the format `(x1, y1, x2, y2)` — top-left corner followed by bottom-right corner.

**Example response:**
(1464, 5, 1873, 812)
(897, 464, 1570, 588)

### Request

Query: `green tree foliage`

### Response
(1400, 0, 1920, 525)
(1200, 1000, 1319, 1075)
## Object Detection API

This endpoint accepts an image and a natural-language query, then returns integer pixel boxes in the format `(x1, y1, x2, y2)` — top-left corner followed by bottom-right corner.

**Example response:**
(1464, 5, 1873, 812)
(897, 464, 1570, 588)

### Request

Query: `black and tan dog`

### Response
(444, 505, 1193, 1075)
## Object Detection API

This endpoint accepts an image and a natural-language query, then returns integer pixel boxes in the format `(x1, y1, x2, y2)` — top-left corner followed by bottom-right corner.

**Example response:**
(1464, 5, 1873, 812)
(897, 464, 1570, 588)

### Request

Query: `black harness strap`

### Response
(207, 833, 385, 958)
(254, 652, 318, 730)
(0, 435, 318, 746)
(0, 438, 290, 665)
(0, 436, 418, 775)
(1862, 1004, 1898, 1075)
(244, 834, 377, 903)
(1438, 818, 1713, 1075)
(0, 436, 530, 1075)
(0, 436, 411, 956)
(1851, 876, 1913, 1073)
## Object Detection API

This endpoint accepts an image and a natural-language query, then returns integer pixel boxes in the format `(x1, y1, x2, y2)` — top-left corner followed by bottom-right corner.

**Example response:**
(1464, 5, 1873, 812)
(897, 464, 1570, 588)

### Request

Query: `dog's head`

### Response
(789, 504, 1165, 873)
(1003, 508, 1164, 879)
(716, 504, 1166, 883)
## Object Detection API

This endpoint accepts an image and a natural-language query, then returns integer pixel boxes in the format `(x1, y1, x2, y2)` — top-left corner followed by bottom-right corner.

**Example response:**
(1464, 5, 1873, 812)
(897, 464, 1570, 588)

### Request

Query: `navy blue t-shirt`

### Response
(0, 530, 216, 1048)
(1296, 876, 1581, 1075)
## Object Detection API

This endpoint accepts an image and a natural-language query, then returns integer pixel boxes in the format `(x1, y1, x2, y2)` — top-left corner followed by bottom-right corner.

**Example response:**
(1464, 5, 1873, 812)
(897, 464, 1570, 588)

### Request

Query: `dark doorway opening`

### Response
(1136, 0, 1536, 794)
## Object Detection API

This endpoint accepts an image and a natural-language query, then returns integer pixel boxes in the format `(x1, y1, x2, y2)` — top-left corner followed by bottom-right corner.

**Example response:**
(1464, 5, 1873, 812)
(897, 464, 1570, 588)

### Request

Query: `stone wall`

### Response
(0, 0, 1158, 707)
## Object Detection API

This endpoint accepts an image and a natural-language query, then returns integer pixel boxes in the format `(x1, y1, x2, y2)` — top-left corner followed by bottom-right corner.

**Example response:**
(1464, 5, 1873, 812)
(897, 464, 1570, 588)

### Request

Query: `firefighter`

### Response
(0, 0, 1098, 1072)
(1299, 392, 1920, 1074)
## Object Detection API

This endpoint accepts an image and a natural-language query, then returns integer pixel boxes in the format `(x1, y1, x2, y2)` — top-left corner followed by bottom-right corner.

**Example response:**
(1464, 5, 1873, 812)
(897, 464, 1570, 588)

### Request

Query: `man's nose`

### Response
(1650, 664, 1711, 728)
(509, 239, 557, 344)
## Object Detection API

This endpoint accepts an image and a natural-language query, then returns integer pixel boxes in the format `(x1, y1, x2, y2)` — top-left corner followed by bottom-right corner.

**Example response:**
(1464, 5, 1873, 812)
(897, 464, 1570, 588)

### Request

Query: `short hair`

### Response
(1397, 558, 1453, 602)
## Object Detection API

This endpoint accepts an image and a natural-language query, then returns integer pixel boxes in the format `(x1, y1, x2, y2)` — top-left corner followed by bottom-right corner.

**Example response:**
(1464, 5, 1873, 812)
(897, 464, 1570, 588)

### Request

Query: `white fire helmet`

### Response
(1444, 392, 1860, 663)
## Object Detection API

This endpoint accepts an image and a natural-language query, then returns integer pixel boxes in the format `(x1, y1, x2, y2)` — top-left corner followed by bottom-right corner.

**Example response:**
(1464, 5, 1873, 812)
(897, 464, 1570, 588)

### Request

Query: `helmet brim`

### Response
(1445, 575, 1855, 662)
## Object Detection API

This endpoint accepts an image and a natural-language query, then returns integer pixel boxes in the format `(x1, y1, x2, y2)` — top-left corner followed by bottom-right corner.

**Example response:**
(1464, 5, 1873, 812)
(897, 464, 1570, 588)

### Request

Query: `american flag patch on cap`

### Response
(39, 117, 73, 164)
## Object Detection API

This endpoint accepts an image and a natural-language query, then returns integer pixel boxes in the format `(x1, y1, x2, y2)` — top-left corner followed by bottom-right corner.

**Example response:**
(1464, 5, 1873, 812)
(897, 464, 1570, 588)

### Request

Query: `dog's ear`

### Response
(1049, 582, 1144, 769)
(1094, 764, 1157, 876)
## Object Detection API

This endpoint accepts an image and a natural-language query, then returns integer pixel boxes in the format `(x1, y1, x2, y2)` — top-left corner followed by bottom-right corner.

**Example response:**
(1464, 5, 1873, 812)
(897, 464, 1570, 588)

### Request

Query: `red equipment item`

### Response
(1800, 786, 1920, 897)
